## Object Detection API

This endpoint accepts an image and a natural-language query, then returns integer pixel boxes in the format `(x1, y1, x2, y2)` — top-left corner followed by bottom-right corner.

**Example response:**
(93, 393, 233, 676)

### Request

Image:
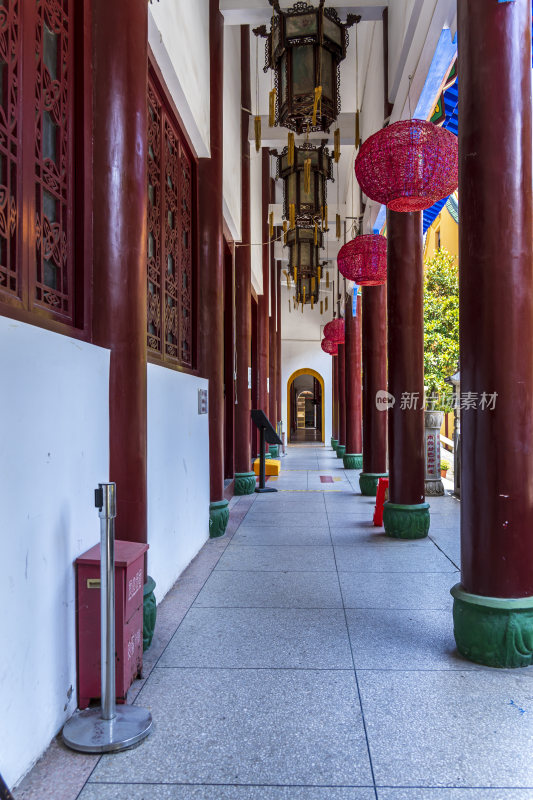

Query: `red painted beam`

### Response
(362, 285, 387, 473)
(198, 0, 225, 502)
(345, 293, 362, 454)
(459, 0, 533, 597)
(92, 0, 148, 543)
(337, 342, 346, 447)
(234, 25, 252, 474)
(386, 210, 425, 505)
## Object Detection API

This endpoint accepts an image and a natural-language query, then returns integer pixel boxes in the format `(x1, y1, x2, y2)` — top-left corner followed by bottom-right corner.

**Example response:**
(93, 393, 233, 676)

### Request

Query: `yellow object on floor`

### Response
(253, 458, 281, 476)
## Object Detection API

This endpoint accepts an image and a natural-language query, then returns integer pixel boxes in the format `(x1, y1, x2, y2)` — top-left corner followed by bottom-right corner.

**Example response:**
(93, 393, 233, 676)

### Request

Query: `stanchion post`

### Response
(62, 484, 152, 753)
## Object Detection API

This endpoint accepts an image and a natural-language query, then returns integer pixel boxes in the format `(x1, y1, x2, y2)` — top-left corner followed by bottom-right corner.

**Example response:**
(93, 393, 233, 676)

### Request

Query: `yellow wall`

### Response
(424, 199, 459, 442)
(423, 204, 459, 264)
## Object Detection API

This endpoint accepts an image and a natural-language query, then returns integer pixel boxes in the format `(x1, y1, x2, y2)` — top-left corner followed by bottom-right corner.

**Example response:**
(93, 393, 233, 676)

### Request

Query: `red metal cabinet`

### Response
(76, 541, 148, 709)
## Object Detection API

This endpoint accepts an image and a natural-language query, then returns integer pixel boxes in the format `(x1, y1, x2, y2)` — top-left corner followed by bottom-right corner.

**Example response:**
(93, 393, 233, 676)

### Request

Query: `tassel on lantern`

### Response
(326, 271, 330, 288)
(325, 296, 328, 311)
(294, 266, 297, 282)
(304, 157, 311, 195)
(269, 88, 276, 127)
(289, 203, 295, 229)
(314, 222, 318, 245)
(283, 219, 288, 244)
(334, 128, 340, 163)
(336, 213, 341, 240)
(318, 266, 322, 281)
(303, 286, 306, 304)
(269, 211, 274, 239)
(287, 131, 294, 166)
(311, 296, 314, 310)
(311, 276, 316, 292)
(355, 110, 361, 149)
(323, 204, 328, 231)
(288, 299, 291, 313)
(254, 116, 261, 153)
(312, 85, 322, 126)
(320, 300, 323, 315)
(301, 300, 304, 314)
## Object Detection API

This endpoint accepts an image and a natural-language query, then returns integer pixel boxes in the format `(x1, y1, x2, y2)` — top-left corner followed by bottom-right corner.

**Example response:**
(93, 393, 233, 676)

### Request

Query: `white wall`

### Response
(147, 364, 210, 602)
(0, 319, 110, 788)
(149, 0, 211, 158)
(223, 25, 242, 241)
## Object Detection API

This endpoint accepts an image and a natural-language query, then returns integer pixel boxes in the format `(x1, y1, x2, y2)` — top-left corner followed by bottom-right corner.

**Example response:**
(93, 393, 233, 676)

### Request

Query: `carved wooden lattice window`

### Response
(0, 0, 77, 326)
(0, 0, 20, 301)
(147, 72, 194, 368)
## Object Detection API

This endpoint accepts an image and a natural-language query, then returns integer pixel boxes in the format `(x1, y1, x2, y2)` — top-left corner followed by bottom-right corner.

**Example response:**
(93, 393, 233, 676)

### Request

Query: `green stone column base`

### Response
(331, 438, 338, 451)
(359, 472, 388, 497)
(343, 453, 363, 470)
(269, 445, 279, 458)
(383, 501, 430, 539)
(143, 576, 156, 652)
(336, 444, 346, 459)
(234, 471, 256, 495)
(209, 499, 229, 538)
(451, 584, 533, 668)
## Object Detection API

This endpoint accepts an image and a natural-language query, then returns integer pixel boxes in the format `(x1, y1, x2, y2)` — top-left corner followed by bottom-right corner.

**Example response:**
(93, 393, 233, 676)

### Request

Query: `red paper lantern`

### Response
(321, 338, 338, 356)
(354, 119, 458, 212)
(337, 234, 387, 285)
(323, 317, 345, 344)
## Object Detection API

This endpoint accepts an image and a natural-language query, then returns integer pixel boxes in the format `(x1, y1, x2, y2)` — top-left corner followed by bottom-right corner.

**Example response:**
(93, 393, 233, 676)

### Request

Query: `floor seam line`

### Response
(324, 478, 380, 800)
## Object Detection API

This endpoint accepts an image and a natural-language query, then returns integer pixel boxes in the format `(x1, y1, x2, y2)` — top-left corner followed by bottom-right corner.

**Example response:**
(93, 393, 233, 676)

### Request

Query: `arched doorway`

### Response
(287, 368, 325, 443)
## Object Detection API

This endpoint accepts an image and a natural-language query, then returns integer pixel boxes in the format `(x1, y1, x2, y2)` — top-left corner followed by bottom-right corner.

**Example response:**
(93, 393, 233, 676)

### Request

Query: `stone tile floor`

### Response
(15, 446, 533, 800)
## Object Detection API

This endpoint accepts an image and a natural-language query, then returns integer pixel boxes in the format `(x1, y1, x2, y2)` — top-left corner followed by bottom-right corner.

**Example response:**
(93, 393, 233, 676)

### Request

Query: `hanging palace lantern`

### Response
(337, 234, 387, 285)
(354, 119, 458, 212)
(275, 141, 332, 227)
(323, 317, 344, 344)
(321, 338, 338, 355)
(287, 226, 323, 273)
(254, 1, 359, 134)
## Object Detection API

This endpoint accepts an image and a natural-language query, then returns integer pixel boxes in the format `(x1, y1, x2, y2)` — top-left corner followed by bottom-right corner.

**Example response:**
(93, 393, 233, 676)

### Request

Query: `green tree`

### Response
(424, 248, 459, 404)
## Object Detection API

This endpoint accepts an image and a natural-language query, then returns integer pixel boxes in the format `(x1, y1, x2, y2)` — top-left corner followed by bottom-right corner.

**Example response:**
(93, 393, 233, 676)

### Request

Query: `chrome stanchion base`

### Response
(63, 705, 152, 753)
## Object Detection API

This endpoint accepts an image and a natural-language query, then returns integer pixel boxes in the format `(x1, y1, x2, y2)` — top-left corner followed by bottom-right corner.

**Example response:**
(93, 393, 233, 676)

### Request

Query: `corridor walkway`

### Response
(18, 446, 533, 799)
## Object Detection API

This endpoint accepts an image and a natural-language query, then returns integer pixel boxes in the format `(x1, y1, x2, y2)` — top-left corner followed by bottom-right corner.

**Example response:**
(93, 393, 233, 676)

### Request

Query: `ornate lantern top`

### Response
(254, 1, 358, 134)
(321, 338, 338, 355)
(323, 317, 344, 344)
(275, 140, 333, 227)
(354, 119, 458, 212)
(337, 234, 387, 285)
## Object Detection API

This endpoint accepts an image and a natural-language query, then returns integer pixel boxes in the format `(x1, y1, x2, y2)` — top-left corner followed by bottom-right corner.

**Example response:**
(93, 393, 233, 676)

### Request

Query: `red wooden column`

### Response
(332, 354, 339, 448)
(198, 0, 228, 537)
(277, 261, 282, 427)
(336, 341, 346, 459)
(452, 0, 533, 668)
(360, 284, 388, 496)
(268, 203, 277, 427)
(92, 0, 147, 546)
(234, 25, 255, 496)
(258, 149, 270, 418)
(344, 292, 363, 470)
(385, 210, 429, 538)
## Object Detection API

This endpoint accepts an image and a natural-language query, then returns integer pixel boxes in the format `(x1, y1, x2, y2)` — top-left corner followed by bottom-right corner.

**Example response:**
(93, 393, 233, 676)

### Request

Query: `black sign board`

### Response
(251, 410, 282, 493)
(251, 410, 282, 445)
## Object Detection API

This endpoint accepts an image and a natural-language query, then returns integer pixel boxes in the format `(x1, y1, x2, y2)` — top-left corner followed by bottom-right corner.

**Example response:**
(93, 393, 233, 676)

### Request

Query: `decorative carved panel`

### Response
(34, 0, 73, 320)
(147, 72, 194, 369)
(0, 0, 20, 302)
